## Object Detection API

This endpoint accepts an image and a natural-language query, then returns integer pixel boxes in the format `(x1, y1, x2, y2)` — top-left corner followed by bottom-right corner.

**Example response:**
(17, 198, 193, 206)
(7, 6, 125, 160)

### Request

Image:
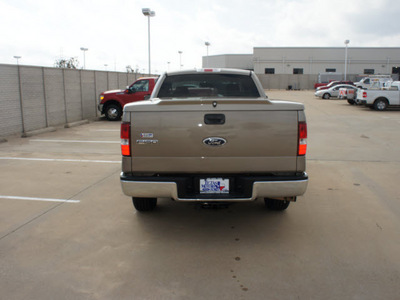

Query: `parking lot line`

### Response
(30, 139, 120, 144)
(0, 195, 80, 203)
(0, 157, 120, 164)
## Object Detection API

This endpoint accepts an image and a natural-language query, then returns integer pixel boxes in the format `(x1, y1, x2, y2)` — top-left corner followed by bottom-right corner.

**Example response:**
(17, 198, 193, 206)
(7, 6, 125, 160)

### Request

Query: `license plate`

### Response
(200, 178, 229, 194)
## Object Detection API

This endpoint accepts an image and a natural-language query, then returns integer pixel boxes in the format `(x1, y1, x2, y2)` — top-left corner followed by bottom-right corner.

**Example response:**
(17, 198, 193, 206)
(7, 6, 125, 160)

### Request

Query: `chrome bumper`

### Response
(120, 173, 308, 202)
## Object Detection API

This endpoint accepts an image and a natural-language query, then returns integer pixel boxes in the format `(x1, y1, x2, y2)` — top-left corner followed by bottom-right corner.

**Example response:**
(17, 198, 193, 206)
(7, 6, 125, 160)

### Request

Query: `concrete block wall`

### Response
(20, 67, 47, 131)
(44, 68, 66, 126)
(0, 64, 146, 137)
(81, 71, 96, 120)
(0, 65, 23, 136)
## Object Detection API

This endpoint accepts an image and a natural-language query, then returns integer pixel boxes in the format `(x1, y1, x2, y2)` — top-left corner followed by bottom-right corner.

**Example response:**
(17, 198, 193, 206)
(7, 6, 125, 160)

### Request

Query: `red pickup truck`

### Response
(98, 77, 158, 121)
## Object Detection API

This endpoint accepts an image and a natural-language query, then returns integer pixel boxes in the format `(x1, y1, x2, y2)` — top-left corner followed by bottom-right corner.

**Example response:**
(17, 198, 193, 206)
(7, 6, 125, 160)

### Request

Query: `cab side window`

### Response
(131, 80, 149, 92)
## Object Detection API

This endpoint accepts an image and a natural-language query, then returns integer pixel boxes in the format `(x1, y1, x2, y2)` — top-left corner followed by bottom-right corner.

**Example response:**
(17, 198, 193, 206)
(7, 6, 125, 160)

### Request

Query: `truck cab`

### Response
(98, 77, 157, 121)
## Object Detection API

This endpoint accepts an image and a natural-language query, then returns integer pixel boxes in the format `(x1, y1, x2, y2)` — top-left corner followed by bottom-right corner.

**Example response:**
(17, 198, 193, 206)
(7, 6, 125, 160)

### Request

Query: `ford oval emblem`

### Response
(203, 137, 227, 147)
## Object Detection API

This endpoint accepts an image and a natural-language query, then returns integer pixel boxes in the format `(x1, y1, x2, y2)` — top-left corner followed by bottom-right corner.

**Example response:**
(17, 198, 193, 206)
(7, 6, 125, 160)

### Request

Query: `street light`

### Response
(80, 47, 88, 69)
(344, 40, 350, 81)
(13, 56, 21, 65)
(205, 42, 210, 67)
(178, 51, 183, 69)
(142, 8, 156, 76)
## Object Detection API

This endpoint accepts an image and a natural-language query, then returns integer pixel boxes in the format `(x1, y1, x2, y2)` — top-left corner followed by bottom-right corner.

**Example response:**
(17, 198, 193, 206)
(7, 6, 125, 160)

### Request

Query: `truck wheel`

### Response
(347, 99, 355, 105)
(373, 98, 388, 111)
(132, 197, 157, 212)
(264, 198, 290, 211)
(322, 93, 330, 99)
(105, 104, 122, 121)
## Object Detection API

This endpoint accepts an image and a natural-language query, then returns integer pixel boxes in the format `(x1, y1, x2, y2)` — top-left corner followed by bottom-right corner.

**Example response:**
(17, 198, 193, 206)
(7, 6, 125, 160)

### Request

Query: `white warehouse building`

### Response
(202, 47, 400, 89)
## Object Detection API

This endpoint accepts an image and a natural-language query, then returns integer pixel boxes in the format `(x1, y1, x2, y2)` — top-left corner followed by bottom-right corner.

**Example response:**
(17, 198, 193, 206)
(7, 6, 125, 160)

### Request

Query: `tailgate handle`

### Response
(204, 114, 225, 125)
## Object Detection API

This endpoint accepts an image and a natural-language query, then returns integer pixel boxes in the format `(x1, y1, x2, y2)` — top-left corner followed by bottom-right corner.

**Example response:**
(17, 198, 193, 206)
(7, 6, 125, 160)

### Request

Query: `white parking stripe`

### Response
(0, 195, 80, 203)
(0, 157, 120, 164)
(31, 139, 120, 144)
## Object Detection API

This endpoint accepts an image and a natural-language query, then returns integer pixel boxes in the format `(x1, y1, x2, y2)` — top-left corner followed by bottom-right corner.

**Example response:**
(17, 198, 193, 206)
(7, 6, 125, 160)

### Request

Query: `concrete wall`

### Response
(0, 64, 142, 137)
(253, 47, 400, 76)
(257, 74, 364, 90)
(202, 47, 400, 89)
(257, 74, 317, 90)
(202, 54, 254, 70)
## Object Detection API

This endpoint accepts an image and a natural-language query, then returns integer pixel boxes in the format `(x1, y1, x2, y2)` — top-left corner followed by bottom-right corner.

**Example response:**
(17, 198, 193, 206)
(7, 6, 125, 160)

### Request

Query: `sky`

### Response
(1, 0, 400, 74)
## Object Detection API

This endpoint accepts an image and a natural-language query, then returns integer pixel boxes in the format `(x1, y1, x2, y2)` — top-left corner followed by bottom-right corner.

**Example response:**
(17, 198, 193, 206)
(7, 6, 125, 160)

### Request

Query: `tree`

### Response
(54, 57, 79, 69)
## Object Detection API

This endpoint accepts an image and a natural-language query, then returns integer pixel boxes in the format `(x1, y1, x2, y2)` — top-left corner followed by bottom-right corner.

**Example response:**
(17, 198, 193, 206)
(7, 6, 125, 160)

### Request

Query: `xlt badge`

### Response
(203, 137, 227, 147)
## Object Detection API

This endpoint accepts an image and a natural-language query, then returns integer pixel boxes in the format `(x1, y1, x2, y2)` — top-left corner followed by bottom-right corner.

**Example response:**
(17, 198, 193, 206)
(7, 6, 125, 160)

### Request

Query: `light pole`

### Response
(13, 56, 21, 65)
(178, 51, 183, 69)
(80, 47, 88, 69)
(344, 40, 350, 81)
(205, 42, 210, 67)
(142, 8, 155, 76)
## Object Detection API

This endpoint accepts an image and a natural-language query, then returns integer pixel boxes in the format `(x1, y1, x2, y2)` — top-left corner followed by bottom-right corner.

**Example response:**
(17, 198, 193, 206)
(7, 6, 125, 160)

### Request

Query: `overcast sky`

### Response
(1, 0, 400, 74)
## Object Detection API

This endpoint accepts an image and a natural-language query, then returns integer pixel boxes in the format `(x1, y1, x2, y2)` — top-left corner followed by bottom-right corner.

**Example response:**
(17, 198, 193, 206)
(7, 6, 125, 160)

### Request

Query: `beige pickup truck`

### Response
(120, 69, 308, 212)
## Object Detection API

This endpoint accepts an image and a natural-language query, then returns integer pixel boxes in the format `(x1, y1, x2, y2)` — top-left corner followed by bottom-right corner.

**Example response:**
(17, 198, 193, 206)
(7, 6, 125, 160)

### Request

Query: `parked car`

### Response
(354, 76, 392, 89)
(315, 84, 357, 99)
(98, 77, 158, 121)
(314, 72, 343, 89)
(355, 86, 400, 110)
(339, 87, 358, 104)
(339, 87, 356, 99)
(316, 81, 354, 91)
(384, 81, 400, 89)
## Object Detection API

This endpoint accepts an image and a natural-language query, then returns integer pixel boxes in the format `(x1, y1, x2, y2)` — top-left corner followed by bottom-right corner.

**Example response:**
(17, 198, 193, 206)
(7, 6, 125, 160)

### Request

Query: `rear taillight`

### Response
(363, 91, 367, 98)
(121, 122, 131, 156)
(298, 122, 307, 156)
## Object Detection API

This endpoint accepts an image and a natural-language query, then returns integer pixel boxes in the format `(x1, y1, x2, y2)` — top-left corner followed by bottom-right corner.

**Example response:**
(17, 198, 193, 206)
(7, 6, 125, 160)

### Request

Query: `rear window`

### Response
(157, 74, 260, 98)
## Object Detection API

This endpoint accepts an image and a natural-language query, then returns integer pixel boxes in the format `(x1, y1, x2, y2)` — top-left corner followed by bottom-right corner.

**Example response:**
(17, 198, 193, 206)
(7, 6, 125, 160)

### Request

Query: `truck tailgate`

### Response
(126, 100, 302, 174)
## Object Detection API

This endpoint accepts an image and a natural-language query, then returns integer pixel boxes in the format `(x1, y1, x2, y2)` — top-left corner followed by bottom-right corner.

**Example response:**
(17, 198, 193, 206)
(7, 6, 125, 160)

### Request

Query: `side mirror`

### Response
(125, 86, 131, 94)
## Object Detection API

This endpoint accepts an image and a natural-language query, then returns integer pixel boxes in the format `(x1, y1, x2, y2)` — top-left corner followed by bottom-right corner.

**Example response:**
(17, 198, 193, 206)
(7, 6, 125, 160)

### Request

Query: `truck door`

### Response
(122, 79, 152, 106)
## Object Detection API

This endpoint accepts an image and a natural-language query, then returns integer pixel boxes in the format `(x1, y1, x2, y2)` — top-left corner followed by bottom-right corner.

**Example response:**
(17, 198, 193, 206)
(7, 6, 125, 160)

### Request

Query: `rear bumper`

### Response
(120, 172, 308, 202)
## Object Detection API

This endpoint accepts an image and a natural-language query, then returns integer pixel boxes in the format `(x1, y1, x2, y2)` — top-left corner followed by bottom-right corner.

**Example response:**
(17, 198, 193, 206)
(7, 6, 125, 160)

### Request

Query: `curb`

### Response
(64, 120, 90, 128)
(22, 127, 57, 138)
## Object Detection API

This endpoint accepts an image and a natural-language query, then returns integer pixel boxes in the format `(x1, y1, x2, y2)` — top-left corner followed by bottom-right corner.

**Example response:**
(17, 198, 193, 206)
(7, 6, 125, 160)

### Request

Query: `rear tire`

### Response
(132, 197, 157, 212)
(323, 93, 330, 99)
(264, 198, 290, 211)
(347, 99, 355, 105)
(373, 98, 388, 111)
(105, 104, 122, 121)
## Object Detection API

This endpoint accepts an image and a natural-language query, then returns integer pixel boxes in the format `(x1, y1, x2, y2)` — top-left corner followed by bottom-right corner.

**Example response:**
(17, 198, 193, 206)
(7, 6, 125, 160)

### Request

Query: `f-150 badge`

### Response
(203, 137, 227, 147)
(136, 139, 158, 145)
